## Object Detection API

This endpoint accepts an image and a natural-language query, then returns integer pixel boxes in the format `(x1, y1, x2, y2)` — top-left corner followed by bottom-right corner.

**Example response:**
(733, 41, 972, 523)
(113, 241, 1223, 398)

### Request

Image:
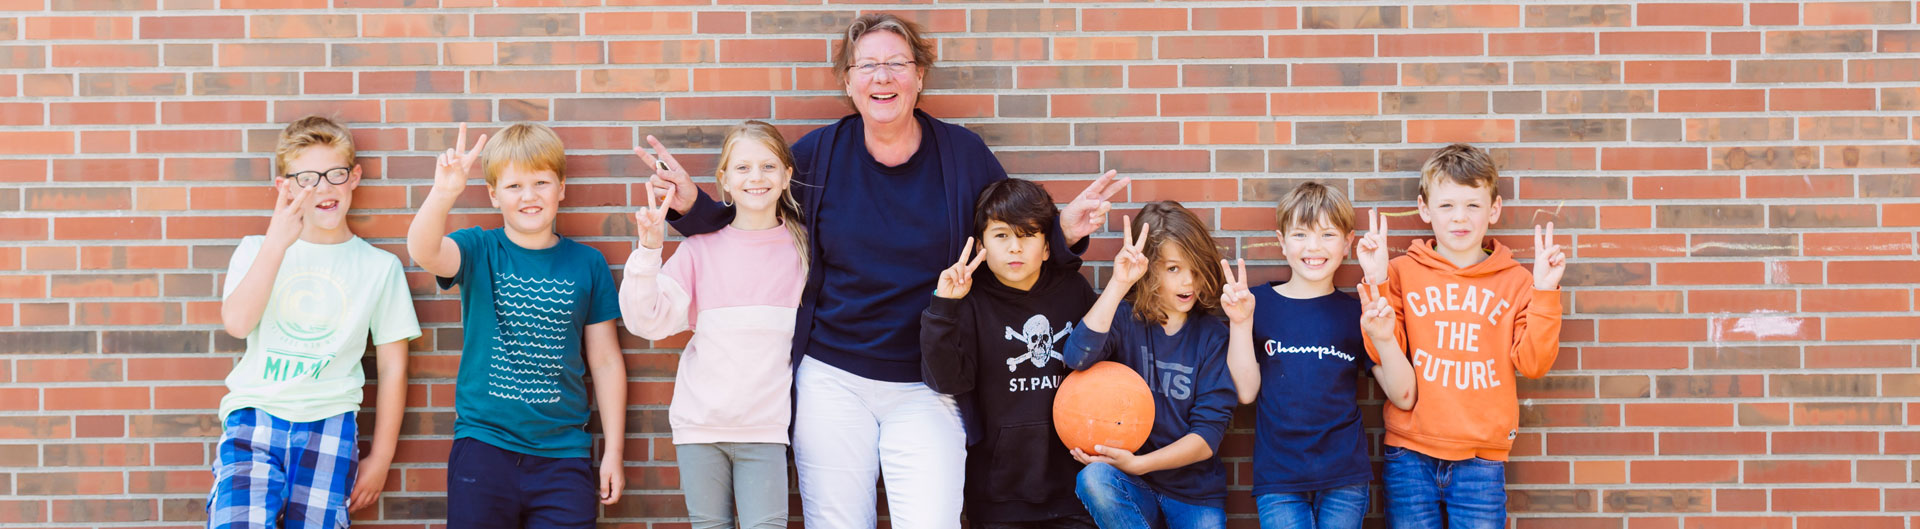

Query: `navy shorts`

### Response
(447, 437, 598, 529)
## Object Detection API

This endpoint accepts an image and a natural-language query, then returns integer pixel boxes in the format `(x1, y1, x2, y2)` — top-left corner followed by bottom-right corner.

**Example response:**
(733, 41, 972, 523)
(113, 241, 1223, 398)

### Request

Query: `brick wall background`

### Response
(2, 0, 1917, 527)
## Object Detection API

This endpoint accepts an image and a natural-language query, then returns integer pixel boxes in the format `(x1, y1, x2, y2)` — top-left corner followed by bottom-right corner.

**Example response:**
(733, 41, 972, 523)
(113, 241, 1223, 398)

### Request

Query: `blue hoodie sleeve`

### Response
(1064, 301, 1127, 370)
(1183, 321, 1238, 454)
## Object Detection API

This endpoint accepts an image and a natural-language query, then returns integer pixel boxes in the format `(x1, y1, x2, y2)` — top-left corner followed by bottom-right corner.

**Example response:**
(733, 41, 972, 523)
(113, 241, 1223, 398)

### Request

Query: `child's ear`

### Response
(1416, 194, 1432, 223)
(1488, 194, 1503, 224)
(345, 164, 363, 190)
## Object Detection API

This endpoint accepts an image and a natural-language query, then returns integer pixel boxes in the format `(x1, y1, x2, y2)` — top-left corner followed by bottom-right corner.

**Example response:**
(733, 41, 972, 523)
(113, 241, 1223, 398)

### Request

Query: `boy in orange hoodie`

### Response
(1357, 143, 1566, 529)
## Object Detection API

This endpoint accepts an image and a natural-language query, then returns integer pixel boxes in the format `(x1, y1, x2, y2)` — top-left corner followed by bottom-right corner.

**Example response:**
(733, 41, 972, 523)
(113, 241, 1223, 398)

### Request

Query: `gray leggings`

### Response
(677, 442, 790, 529)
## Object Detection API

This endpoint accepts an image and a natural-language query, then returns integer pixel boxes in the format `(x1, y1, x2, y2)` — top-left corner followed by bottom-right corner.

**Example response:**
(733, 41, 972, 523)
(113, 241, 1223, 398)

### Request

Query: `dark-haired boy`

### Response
(921, 178, 1098, 528)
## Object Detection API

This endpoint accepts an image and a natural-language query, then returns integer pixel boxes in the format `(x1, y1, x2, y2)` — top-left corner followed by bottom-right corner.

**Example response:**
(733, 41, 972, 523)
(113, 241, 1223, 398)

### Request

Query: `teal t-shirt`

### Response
(438, 227, 621, 458)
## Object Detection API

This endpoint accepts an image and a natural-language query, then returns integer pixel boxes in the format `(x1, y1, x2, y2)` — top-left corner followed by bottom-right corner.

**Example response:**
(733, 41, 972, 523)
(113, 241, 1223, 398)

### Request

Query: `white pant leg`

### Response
(792, 356, 882, 529)
(876, 381, 966, 529)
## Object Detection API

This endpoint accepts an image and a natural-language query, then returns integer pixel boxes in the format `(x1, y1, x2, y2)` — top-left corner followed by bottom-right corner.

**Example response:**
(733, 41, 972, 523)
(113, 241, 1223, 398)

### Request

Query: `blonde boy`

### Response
(1358, 143, 1567, 528)
(406, 123, 627, 528)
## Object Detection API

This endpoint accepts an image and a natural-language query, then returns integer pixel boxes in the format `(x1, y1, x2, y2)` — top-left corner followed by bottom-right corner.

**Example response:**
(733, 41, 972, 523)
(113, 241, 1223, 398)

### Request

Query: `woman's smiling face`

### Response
(844, 30, 924, 125)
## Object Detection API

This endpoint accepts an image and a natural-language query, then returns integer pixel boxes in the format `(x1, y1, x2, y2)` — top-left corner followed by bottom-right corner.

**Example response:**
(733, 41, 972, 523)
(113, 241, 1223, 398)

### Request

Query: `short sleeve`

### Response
(435, 226, 486, 290)
(370, 254, 423, 346)
(584, 247, 623, 325)
(221, 236, 264, 300)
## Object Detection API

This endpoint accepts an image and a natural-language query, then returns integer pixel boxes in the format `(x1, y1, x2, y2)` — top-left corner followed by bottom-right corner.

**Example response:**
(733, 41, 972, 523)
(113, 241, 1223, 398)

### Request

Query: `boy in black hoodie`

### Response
(922, 178, 1099, 528)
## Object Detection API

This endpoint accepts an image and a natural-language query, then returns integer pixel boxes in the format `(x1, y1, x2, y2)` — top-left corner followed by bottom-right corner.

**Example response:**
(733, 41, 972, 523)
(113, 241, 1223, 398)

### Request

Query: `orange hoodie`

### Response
(1363, 239, 1562, 462)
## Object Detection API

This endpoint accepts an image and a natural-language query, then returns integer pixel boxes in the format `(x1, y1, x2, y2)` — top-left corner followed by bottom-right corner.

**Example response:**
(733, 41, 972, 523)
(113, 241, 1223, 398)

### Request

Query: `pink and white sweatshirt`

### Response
(621, 224, 803, 446)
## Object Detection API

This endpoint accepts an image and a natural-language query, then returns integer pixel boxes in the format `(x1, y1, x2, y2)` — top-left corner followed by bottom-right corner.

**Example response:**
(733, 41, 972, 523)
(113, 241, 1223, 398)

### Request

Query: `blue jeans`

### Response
(1074, 462, 1225, 529)
(1383, 446, 1506, 529)
(1256, 482, 1370, 529)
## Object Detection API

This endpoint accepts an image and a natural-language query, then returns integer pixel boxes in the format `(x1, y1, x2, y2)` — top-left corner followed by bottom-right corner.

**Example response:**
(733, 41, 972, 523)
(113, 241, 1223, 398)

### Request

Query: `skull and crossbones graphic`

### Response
(1005, 314, 1072, 372)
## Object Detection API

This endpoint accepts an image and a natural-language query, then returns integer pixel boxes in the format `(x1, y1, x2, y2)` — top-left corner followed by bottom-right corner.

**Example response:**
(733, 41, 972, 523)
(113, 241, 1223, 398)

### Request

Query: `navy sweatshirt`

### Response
(1061, 301, 1237, 509)
(668, 109, 1087, 383)
(1248, 284, 1374, 496)
(920, 265, 1097, 522)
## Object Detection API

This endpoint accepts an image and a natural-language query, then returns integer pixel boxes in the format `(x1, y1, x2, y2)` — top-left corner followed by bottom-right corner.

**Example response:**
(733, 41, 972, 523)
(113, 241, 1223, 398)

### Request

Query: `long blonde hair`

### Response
(715, 120, 809, 273)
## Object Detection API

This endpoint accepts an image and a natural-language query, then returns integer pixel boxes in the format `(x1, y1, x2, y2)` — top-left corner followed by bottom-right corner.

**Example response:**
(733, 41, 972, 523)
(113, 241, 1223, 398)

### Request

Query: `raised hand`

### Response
(1060, 170, 1132, 243)
(433, 123, 488, 198)
(1219, 258, 1254, 325)
(1356, 207, 1390, 285)
(635, 180, 675, 250)
(1357, 281, 1397, 342)
(934, 237, 988, 299)
(264, 184, 315, 251)
(1532, 221, 1566, 290)
(634, 135, 697, 214)
(1110, 216, 1151, 288)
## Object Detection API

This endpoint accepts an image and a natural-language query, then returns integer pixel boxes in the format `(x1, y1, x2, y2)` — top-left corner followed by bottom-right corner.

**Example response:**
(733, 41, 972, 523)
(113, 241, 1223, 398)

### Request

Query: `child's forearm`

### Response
(219, 246, 287, 339)
(1370, 335, 1417, 410)
(366, 340, 410, 463)
(584, 321, 627, 462)
(1081, 279, 1132, 334)
(1133, 433, 1213, 474)
(1226, 321, 1259, 404)
(407, 190, 461, 278)
(617, 249, 690, 340)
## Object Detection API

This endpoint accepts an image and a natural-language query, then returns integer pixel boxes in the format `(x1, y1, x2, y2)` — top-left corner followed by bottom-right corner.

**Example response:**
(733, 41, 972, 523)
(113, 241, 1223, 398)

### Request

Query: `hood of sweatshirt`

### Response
(1406, 238, 1521, 278)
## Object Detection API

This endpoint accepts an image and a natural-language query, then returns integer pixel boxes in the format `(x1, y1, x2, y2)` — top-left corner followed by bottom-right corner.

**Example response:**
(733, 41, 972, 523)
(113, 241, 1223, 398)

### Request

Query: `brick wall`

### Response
(2, 1, 1917, 527)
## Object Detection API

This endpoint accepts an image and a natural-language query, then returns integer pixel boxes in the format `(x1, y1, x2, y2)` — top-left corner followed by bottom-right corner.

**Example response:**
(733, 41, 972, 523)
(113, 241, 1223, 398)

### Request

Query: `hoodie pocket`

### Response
(984, 422, 1053, 504)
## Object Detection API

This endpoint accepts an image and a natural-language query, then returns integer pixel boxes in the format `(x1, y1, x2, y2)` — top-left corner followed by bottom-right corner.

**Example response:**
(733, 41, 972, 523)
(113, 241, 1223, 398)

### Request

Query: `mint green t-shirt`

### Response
(219, 235, 422, 423)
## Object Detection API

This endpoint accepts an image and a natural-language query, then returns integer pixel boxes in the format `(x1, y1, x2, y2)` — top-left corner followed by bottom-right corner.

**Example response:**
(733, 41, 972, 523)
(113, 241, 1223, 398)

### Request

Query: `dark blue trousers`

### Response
(447, 437, 597, 529)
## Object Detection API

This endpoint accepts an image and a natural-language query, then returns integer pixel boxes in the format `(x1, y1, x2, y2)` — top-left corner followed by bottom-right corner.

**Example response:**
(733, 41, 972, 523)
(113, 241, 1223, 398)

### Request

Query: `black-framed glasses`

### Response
(850, 60, 915, 76)
(283, 167, 351, 188)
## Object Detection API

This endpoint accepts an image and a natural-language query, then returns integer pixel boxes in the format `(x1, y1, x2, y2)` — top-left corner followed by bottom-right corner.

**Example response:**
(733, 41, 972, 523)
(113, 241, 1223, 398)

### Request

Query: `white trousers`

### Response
(792, 355, 966, 529)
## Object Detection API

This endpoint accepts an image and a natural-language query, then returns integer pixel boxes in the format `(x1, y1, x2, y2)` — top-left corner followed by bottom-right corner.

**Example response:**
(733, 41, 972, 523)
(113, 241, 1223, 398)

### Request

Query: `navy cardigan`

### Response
(668, 109, 1088, 373)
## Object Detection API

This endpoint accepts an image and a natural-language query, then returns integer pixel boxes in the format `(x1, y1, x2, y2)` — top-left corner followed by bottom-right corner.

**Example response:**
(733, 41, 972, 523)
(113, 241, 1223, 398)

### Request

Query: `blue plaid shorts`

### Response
(206, 408, 358, 529)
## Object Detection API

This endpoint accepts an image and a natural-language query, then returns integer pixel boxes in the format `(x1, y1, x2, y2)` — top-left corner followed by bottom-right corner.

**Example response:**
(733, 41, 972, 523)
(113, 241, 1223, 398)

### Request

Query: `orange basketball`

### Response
(1053, 361, 1154, 454)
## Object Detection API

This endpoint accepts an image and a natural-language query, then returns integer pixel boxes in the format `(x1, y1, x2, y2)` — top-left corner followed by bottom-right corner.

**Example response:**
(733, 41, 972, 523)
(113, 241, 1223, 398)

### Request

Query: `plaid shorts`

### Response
(206, 408, 358, 529)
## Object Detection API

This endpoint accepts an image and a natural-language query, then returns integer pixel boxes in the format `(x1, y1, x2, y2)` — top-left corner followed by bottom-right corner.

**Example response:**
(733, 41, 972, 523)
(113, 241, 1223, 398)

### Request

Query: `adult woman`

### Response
(641, 13, 1128, 529)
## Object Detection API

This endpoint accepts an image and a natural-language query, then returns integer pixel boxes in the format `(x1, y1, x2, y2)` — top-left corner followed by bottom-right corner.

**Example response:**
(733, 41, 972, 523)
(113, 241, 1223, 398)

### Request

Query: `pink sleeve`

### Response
(619, 244, 694, 340)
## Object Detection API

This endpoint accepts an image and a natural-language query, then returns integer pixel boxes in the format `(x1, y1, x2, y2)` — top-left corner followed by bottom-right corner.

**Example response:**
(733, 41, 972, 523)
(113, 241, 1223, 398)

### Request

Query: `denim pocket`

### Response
(1384, 445, 1408, 459)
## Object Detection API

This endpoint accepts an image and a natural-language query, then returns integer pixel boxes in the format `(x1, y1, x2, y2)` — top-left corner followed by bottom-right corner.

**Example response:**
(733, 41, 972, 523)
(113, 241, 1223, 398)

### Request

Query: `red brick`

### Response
(1632, 460, 1738, 483)
(1772, 88, 1876, 111)
(1804, 1, 1912, 24)
(1600, 31, 1705, 54)
(1379, 34, 1484, 57)
(1745, 460, 1854, 484)
(1603, 148, 1704, 170)
(1625, 60, 1731, 83)
(50, 102, 153, 126)
(1192, 7, 1297, 30)
(27, 16, 134, 39)
(1269, 35, 1374, 58)
(1773, 489, 1879, 511)
(1083, 8, 1186, 31)
(1491, 33, 1597, 56)
(1660, 89, 1766, 112)
(1639, 3, 1744, 25)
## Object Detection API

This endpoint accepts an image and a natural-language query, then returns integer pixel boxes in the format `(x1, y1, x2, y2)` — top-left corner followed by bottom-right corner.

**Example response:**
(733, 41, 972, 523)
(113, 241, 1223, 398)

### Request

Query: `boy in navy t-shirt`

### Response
(1223, 182, 1418, 528)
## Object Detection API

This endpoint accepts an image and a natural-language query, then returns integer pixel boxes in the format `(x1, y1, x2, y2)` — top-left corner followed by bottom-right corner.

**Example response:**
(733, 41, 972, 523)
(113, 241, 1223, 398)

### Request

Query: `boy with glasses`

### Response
(210, 116, 421, 528)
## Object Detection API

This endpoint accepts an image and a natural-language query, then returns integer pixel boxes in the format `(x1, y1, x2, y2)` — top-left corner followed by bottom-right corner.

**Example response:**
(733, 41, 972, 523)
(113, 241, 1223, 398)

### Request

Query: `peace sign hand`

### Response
(1060, 170, 1132, 243)
(635, 135, 697, 215)
(635, 181, 675, 250)
(264, 184, 316, 251)
(1532, 222, 1566, 290)
(1356, 281, 1398, 343)
(1109, 216, 1151, 289)
(1356, 208, 1390, 285)
(1219, 258, 1255, 325)
(433, 123, 488, 198)
(935, 238, 988, 299)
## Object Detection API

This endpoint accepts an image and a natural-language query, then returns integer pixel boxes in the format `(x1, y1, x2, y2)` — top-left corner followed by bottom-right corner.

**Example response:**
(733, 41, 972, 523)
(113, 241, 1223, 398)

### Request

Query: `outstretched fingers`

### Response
(646, 135, 683, 171)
